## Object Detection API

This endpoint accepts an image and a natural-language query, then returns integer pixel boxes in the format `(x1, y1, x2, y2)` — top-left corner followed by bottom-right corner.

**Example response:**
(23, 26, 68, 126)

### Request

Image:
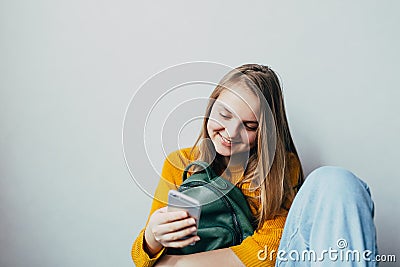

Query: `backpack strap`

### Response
(182, 161, 233, 191)
(182, 161, 216, 182)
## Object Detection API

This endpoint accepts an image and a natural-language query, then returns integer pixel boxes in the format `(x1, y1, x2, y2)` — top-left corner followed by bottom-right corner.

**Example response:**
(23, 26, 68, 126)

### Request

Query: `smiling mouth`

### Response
(221, 134, 231, 144)
(218, 133, 239, 144)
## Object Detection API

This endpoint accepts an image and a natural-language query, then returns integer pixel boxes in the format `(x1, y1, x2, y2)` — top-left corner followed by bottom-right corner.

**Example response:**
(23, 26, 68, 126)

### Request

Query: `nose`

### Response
(225, 120, 241, 140)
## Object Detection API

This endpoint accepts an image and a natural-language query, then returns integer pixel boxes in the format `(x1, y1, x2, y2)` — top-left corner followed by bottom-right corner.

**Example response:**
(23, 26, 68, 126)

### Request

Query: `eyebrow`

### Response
(216, 103, 258, 124)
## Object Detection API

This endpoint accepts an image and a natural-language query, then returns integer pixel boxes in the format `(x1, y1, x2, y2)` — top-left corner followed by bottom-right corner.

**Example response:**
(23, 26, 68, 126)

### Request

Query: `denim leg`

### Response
(276, 166, 378, 266)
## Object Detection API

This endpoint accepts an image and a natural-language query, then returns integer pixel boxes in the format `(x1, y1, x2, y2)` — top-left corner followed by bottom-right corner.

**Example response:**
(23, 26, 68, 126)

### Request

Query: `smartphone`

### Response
(168, 190, 201, 242)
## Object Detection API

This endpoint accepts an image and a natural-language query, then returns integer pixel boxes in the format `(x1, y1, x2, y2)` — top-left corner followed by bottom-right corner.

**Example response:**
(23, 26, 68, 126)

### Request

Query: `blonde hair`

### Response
(189, 64, 304, 230)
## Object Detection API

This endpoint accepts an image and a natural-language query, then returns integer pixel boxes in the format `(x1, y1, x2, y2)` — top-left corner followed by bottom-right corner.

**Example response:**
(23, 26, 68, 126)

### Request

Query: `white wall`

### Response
(1, 1, 399, 266)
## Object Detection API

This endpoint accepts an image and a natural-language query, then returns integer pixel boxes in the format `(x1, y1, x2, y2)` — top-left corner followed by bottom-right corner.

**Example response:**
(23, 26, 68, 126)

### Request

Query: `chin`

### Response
(212, 142, 231, 157)
(214, 146, 231, 157)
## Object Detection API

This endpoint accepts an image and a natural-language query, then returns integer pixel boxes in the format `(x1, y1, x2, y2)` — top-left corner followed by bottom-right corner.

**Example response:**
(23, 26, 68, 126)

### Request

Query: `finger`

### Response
(161, 225, 197, 242)
(157, 207, 168, 213)
(156, 217, 196, 235)
(163, 235, 201, 248)
(156, 210, 188, 224)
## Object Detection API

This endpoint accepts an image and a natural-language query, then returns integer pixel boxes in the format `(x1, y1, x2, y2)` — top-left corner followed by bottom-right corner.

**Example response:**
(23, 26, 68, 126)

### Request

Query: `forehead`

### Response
(215, 87, 260, 120)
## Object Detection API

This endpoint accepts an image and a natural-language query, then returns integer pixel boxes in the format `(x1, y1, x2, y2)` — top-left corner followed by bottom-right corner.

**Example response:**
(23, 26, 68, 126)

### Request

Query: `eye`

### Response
(219, 112, 231, 119)
(245, 123, 258, 131)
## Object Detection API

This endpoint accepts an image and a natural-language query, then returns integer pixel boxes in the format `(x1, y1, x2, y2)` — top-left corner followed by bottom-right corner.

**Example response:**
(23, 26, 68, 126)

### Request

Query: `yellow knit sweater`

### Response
(131, 147, 300, 267)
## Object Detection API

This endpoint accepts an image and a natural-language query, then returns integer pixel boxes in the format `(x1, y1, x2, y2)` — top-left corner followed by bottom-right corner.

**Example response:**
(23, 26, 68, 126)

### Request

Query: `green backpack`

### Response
(167, 161, 256, 255)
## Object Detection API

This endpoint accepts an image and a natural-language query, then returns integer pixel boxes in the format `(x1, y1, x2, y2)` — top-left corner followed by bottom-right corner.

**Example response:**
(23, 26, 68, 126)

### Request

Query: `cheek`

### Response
(207, 118, 223, 134)
(206, 121, 212, 136)
(206, 120, 216, 136)
(247, 132, 257, 146)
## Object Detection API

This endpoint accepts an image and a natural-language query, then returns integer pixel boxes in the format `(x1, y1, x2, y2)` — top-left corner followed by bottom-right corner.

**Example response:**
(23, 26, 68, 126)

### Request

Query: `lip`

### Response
(218, 133, 239, 147)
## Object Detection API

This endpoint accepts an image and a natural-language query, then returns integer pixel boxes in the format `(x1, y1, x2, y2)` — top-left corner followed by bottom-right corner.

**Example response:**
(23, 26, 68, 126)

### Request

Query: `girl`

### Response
(132, 64, 377, 266)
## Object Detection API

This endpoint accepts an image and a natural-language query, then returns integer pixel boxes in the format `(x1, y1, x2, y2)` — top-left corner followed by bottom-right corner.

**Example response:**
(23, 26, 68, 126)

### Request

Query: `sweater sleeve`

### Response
(131, 149, 191, 267)
(132, 228, 167, 267)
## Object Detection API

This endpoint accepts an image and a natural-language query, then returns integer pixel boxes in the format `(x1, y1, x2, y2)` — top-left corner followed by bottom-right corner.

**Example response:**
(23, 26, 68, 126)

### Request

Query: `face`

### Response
(207, 86, 260, 160)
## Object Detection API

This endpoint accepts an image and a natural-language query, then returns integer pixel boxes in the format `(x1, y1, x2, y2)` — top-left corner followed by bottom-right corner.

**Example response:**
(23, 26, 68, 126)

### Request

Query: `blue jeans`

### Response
(276, 166, 378, 266)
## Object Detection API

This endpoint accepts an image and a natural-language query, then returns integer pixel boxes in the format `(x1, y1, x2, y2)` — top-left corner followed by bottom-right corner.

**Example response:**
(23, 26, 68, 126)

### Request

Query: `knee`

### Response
(304, 166, 370, 200)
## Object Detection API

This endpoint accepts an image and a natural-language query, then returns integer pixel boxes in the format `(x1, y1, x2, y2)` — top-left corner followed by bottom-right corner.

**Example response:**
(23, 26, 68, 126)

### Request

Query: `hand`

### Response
(144, 207, 200, 256)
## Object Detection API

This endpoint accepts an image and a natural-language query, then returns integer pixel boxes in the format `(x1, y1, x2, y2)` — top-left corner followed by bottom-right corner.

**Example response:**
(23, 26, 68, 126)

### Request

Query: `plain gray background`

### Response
(1, 0, 399, 266)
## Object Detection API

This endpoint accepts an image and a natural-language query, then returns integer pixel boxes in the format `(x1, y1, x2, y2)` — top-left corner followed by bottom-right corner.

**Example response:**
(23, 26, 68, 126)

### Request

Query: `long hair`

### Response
(189, 64, 304, 229)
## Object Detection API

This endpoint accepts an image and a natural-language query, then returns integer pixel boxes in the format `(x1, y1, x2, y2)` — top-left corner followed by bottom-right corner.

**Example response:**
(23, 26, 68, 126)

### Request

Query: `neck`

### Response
(222, 152, 249, 167)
